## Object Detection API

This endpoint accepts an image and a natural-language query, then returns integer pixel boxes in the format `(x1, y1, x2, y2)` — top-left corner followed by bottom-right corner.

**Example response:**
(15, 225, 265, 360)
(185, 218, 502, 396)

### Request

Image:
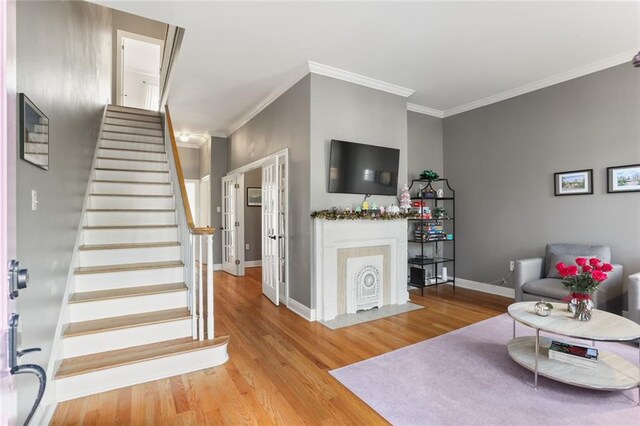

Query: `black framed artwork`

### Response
(607, 164, 640, 193)
(19, 93, 49, 170)
(554, 169, 593, 196)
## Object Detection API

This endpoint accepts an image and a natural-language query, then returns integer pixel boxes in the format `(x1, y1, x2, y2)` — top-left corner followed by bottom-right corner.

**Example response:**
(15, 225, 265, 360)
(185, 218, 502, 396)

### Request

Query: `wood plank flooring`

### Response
(51, 267, 511, 425)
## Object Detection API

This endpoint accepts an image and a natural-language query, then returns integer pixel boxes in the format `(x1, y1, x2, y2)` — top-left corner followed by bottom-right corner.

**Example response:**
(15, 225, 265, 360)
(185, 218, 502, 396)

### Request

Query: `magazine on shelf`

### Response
(548, 340, 598, 369)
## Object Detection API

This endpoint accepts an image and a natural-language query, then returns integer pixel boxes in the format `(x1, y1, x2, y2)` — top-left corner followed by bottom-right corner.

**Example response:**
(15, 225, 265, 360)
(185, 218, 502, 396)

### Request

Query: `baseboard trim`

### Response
(287, 298, 316, 321)
(448, 277, 515, 299)
(245, 260, 262, 268)
(213, 263, 222, 271)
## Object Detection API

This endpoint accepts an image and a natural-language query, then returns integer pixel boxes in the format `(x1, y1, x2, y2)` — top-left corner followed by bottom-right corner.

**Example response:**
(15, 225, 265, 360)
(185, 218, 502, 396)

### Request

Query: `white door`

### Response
(261, 157, 280, 305)
(1, 0, 18, 421)
(221, 175, 239, 275)
(117, 31, 163, 110)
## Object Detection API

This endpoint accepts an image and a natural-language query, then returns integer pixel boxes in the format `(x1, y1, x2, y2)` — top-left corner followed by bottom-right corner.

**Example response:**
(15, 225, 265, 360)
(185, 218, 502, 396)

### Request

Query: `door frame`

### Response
(115, 30, 164, 108)
(226, 149, 289, 305)
(220, 173, 245, 276)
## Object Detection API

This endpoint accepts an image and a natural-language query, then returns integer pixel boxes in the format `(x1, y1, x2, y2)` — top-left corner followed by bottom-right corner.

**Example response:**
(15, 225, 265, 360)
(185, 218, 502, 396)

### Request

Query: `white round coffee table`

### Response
(507, 302, 640, 402)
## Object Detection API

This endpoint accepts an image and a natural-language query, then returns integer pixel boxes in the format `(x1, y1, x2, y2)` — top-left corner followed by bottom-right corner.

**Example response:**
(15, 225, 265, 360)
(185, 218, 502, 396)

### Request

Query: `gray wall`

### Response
(229, 76, 311, 305)
(211, 136, 228, 265)
(178, 146, 200, 179)
(111, 9, 166, 102)
(443, 64, 640, 291)
(243, 168, 262, 262)
(15, 1, 112, 421)
(408, 111, 443, 180)
(309, 74, 408, 211)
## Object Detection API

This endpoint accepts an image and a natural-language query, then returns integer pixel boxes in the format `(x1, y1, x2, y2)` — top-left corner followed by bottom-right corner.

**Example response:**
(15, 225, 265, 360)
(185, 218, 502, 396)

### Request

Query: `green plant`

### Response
(432, 207, 448, 219)
(420, 170, 439, 181)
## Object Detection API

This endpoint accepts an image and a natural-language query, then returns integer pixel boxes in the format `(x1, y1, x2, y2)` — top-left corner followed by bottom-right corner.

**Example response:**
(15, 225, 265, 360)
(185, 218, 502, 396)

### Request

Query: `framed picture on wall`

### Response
(607, 164, 640, 193)
(247, 187, 262, 206)
(554, 169, 593, 196)
(19, 93, 49, 170)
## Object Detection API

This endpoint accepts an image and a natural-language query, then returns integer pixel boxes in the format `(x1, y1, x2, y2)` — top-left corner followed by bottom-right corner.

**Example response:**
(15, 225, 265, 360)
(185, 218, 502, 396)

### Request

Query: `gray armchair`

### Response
(628, 273, 640, 324)
(514, 244, 624, 315)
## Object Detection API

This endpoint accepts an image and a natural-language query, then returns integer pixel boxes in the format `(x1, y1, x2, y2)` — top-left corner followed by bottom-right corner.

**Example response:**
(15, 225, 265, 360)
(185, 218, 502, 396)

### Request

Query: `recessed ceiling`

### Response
(94, 1, 639, 136)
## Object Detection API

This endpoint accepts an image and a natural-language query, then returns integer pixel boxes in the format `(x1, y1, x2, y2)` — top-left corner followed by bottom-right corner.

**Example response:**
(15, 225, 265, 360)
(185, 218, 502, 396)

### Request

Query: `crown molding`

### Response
(211, 131, 228, 139)
(176, 131, 210, 149)
(407, 103, 444, 119)
(442, 50, 637, 117)
(308, 61, 415, 98)
(225, 63, 310, 137)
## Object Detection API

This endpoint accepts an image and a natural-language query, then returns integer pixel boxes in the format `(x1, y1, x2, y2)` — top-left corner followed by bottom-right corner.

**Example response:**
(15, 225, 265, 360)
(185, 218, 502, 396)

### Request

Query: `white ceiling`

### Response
(95, 1, 639, 137)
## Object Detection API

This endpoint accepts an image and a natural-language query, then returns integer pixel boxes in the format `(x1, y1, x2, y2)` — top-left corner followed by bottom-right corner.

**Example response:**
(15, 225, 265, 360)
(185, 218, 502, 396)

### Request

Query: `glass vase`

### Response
(568, 292, 593, 321)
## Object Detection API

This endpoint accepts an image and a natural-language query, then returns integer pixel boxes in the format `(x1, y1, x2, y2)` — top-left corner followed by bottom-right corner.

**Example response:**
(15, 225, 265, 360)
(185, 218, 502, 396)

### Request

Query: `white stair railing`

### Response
(163, 106, 215, 340)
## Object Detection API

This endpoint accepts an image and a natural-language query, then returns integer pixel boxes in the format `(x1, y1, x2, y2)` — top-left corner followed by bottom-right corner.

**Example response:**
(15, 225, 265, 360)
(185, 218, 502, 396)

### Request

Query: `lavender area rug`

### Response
(330, 314, 639, 425)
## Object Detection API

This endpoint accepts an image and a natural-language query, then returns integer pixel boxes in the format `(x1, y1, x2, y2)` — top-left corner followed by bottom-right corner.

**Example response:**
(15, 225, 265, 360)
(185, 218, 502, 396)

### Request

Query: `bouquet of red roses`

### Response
(555, 257, 613, 294)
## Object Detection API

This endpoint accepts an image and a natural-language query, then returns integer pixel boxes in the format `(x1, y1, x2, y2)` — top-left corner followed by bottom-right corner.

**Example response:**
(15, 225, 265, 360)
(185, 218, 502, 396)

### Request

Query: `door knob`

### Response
(268, 235, 277, 240)
(8, 260, 29, 299)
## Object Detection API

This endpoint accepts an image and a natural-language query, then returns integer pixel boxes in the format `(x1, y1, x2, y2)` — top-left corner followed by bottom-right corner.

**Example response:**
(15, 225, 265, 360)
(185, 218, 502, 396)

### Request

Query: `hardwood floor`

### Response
(51, 267, 511, 425)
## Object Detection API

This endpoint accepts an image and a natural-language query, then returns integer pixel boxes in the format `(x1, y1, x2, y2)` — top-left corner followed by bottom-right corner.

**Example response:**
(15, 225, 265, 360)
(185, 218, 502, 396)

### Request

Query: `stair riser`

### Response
(69, 291, 188, 322)
(55, 342, 229, 401)
(94, 169, 170, 183)
(79, 245, 181, 267)
(104, 117, 162, 130)
(74, 266, 184, 292)
(98, 148, 166, 162)
(106, 112, 161, 123)
(62, 318, 191, 358)
(101, 139, 165, 152)
(89, 195, 174, 210)
(101, 132, 163, 144)
(107, 106, 160, 117)
(86, 211, 175, 227)
(83, 227, 178, 245)
(92, 181, 171, 194)
(102, 125, 163, 137)
(96, 158, 168, 172)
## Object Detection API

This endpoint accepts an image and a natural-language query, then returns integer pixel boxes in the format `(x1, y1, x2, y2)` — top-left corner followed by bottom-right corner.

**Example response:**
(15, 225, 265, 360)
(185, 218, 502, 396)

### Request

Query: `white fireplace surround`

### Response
(313, 219, 409, 321)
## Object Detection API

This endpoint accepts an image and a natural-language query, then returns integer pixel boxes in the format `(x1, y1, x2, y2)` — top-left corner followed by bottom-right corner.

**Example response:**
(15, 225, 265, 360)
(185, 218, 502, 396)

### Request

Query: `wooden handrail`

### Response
(165, 105, 215, 235)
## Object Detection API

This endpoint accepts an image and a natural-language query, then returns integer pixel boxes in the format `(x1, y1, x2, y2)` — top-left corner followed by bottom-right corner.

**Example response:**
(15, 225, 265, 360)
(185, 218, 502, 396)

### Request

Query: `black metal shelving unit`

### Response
(406, 178, 455, 296)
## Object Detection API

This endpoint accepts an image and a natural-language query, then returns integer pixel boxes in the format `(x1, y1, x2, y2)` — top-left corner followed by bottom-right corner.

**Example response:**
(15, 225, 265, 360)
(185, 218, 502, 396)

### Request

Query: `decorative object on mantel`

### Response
(555, 257, 614, 321)
(437, 188, 444, 198)
(311, 209, 417, 220)
(399, 185, 411, 211)
(419, 170, 439, 181)
(362, 200, 369, 210)
(534, 301, 553, 317)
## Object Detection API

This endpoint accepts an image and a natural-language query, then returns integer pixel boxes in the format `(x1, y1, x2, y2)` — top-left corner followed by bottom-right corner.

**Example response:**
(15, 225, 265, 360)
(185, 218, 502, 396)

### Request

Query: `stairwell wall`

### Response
(15, 1, 112, 422)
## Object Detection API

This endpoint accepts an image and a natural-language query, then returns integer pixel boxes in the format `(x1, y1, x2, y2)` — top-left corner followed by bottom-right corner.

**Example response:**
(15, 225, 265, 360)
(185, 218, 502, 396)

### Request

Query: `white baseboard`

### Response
(447, 277, 515, 299)
(213, 263, 222, 271)
(245, 260, 262, 268)
(287, 298, 316, 321)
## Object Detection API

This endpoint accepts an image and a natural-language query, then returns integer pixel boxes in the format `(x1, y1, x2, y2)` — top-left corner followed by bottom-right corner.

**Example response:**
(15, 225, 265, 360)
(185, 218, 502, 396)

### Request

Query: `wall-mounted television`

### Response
(328, 139, 399, 195)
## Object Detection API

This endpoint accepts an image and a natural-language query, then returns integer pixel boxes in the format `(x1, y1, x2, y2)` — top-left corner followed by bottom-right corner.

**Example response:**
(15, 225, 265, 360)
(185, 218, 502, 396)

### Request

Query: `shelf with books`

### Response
(406, 177, 455, 296)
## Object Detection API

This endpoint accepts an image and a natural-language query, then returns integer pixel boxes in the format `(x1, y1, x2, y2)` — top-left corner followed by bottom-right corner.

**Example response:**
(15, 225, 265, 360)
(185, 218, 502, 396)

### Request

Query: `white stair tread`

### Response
(79, 241, 180, 252)
(100, 147, 166, 154)
(97, 156, 167, 164)
(93, 180, 170, 185)
(69, 283, 186, 304)
(83, 224, 177, 230)
(86, 208, 174, 212)
(107, 105, 161, 116)
(89, 193, 173, 198)
(74, 260, 183, 275)
(55, 335, 229, 379)
(63, 307, 190, 338)
(94, 168, 169, 173)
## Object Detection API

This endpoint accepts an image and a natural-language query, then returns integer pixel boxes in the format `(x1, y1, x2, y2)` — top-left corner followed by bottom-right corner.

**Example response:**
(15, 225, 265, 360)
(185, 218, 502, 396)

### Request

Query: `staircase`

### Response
(54, 105, 228, 401)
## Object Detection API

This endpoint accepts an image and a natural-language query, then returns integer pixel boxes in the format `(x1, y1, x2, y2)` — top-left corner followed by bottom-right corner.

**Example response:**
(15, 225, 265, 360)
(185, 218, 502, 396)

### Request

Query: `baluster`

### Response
(207, 234, 214, 339)
(198, 235, 204, 341)
(190, 233, 197, 340)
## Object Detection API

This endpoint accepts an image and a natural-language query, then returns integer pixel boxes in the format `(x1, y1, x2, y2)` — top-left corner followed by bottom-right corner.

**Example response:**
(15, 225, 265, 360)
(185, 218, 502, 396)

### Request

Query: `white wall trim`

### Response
(225, 63, 310, 137)
(442, 50, 637, 117)
(407, 103, 444, 119)
(287, 298, 316, 322)
(446, 277, 515, 299)
(176, 131, 210, 149)
(213, 263, 223, 271)
(245, 260, 262, 268)
(211, 132, 227, 139)
(308, 61, 415, 98)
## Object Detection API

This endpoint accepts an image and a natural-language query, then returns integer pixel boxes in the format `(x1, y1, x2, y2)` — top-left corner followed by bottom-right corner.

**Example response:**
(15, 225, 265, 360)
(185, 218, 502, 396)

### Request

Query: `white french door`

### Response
(221, 175, 239, 275)
(1, 0, 18, 422)
(261, 157, 280, 305)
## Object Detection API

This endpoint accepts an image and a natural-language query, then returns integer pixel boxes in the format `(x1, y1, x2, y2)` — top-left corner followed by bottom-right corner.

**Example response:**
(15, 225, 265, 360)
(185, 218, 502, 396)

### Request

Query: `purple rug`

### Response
(330, 314, 639, 425)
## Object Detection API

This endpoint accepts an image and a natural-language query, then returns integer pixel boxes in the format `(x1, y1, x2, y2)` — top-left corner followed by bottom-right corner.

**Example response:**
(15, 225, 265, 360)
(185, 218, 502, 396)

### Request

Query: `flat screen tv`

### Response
(328, 139, 400, 195)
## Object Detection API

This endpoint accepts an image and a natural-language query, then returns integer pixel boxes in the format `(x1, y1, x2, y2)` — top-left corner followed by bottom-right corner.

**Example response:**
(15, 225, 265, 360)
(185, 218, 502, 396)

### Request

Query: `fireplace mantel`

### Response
(313, 219, 409, 321)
